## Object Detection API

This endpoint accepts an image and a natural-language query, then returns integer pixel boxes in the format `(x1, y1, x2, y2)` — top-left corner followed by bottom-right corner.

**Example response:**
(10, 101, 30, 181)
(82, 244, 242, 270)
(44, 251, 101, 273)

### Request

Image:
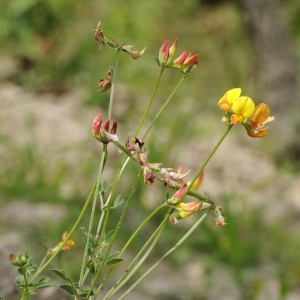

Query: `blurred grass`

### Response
(1, 0, 300, 298)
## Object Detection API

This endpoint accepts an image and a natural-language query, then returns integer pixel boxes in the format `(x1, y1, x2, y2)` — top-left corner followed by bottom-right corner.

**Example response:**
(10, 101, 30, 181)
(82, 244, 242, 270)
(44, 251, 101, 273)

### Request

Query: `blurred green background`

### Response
(1, 0, 300, 299)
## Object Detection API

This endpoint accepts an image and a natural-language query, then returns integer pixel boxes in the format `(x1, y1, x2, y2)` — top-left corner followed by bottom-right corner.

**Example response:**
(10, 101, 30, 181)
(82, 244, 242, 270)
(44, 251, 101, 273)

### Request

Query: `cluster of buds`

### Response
(126, 136, 162, 184)
(218, 88, 274, 138)
(158, 38, 198, 74)
(167, 183, 211, 223)
(92, 113, 118, 144)
(93, 21, 146, 60)
(9, 253, 28, 267)
(49, 231, 75, 255)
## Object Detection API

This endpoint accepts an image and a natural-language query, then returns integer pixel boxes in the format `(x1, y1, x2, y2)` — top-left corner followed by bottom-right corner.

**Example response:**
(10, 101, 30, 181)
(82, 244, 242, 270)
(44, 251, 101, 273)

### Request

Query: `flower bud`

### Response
(167, 183, 187, 205)
(92, 114, 102, 135)
(168, 37, 178, 58)
(9, 253, 27, 267)
(159, 40, 169, 64)
(92, 114, 118, 144)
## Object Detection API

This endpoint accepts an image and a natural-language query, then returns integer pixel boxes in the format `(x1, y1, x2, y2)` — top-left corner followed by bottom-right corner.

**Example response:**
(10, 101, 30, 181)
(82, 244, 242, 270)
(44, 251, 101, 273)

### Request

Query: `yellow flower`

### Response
(246, 103, 274, 138)
(175, 201, 203, 218)
(50, 231, 75, 254)
(230, 96, 255, 125)
(218, 88, 241, 112)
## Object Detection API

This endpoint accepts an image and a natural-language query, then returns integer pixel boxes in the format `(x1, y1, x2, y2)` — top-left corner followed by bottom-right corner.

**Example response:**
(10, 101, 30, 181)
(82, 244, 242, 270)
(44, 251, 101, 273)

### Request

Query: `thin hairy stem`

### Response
(92, 169, 143, 298)
(79, 144, 107, 287)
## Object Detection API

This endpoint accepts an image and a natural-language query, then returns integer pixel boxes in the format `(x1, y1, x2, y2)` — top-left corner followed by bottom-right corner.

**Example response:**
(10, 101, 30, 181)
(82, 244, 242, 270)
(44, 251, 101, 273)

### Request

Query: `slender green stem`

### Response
(79, 144, 107, 287)
(30, 180, 97, 283)
(108, 49, 121, 121)
(36, 252, 50, 273)
(92, 169, 143, 298)
(142, 75, 186, 140)
(134, 67, 165, 137)
(103, 207, 172, 300)
(183, 125, 233, 200)
(21, 268, 29, 300)
(107, 221, 166, 299)
(118, 207, 213, 300)
(119, 203, 167, 257)
(85, 156, 129, 297)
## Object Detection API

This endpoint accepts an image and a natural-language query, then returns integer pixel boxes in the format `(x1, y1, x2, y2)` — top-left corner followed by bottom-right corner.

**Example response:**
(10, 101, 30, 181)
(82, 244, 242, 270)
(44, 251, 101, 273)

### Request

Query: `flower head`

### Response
(175, 200, 203, 218)
(218, 89, 255, 125)
(92, 113, 118, 144)
(9, 253, 28, 267)
(158, 38, 178, 67)
(50, 231, 75, 254)
(171, 201, 212, 221)
(245, 103, 274, 138)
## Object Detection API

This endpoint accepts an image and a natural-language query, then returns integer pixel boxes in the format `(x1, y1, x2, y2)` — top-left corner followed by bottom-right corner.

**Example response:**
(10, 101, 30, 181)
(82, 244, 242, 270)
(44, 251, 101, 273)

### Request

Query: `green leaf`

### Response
(15, 274, 25, 285)
(78, 289, 95, 297)
(37, 277, 49, 284)
(59, 285, 77, 296)
(165, 190, 170, 200)
(0, 296, 6, 300)
(35, 283, 56, 290)
(102, 180, 107, 191)
(107, 251, 120, 260)
(105, 258, 123, 265)
(50, 269, 70, 282)
(105, 230, 115, 244)
(155, 57, 161, 66)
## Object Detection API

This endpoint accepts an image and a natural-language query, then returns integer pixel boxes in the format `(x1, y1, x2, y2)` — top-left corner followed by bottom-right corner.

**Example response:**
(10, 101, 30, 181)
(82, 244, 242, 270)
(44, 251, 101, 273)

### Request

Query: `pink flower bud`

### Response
(92, 114, 102, 134)
(159, 40, 169, 52)
(174, 50, 189, 65)
(183, 54, 198, 68)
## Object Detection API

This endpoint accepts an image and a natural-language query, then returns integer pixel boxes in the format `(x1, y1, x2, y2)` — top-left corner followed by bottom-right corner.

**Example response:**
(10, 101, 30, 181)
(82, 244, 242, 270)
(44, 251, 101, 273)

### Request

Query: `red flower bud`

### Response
(111, 121, 118, 134)
(92, 114, 102, 134)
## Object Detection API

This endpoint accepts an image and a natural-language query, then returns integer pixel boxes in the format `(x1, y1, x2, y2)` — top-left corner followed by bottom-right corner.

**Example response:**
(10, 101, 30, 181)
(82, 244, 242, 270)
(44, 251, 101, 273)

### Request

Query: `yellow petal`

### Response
(218, 88, 241, 109)
(231, 96, 255, 119)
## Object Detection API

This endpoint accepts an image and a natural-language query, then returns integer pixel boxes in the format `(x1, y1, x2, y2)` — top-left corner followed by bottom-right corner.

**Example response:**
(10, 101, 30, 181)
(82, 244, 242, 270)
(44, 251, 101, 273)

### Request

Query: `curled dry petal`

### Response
(122, 45, 146, 60)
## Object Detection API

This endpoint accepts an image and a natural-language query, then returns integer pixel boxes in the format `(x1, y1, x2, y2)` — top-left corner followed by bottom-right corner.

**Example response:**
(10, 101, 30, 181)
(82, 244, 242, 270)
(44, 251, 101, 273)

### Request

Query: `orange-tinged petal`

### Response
(247, 129, 268, 138)
(251, 103, 270, 124)
(187, 171, 204, 191)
